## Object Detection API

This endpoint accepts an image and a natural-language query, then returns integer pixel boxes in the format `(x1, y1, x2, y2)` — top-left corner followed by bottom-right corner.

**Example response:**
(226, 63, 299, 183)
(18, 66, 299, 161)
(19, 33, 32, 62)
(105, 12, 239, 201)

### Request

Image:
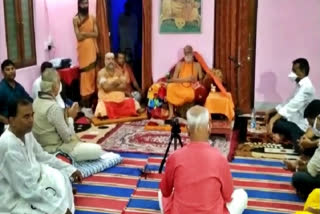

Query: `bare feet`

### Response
(283, 159, 297, 171)
(137, 108, 146, 114)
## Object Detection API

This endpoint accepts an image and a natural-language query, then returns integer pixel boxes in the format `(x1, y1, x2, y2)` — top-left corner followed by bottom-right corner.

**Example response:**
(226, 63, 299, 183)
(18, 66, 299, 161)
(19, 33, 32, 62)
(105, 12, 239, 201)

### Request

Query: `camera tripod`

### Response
(158, 128, 183, 173)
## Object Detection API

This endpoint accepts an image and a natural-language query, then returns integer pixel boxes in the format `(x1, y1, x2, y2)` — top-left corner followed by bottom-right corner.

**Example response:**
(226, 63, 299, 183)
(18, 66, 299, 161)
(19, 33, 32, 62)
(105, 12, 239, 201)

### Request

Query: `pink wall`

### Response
(255, 0, 320, 105)
(152, 0, 215, 81)
(0, 0, 96, 94)
(0, 0, 50, 93)
(2, 0, 319, 103)
(45, 0, 96, 65)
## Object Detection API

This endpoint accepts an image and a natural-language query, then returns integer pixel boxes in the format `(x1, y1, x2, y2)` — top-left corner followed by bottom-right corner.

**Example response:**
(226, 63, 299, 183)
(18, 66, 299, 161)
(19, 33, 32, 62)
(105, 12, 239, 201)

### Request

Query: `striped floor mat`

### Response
(74, 153, 304, 214)
(124, 156, 304, 214)
(74, 152, 150, 214)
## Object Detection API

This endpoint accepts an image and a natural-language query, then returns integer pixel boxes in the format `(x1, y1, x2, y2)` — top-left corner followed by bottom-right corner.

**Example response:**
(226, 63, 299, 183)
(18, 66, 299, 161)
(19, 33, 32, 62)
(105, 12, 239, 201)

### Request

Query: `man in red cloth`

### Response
(94, 52, 144, 119)
(159, 105, 248, 214)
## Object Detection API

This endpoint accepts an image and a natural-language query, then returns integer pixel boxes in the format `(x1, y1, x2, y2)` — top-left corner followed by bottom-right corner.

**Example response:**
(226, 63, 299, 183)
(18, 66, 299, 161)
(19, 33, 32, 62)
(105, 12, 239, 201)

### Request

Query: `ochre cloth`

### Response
(77, 16, 98, 96)
(94, 68, 140, 117)
(205, 92, 235, 121)
(166, 62, 198, 106)
(117, 63, 135, 93)
(295, 189, 320, 214)
(193, 51, 227, 95)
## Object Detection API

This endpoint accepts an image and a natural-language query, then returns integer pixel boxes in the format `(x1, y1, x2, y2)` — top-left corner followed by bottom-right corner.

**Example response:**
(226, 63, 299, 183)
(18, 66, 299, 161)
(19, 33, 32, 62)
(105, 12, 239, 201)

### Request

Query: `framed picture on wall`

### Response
(160, 0, 202, 33)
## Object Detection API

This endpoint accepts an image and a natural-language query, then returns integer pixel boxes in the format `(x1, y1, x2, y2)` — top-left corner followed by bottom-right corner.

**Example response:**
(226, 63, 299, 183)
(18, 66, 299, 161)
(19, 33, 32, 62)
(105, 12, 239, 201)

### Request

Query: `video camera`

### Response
(166, 117, 181, 135)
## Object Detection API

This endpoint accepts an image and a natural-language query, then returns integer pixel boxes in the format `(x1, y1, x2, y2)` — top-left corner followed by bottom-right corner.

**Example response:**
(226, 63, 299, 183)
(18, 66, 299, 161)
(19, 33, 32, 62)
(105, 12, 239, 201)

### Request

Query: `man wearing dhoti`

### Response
(95, 53, 144, 118)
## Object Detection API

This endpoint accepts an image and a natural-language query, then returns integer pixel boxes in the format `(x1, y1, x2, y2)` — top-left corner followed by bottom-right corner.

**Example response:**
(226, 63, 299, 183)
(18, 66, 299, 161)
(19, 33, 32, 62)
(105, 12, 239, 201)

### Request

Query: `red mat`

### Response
(100, 121, 236, 160)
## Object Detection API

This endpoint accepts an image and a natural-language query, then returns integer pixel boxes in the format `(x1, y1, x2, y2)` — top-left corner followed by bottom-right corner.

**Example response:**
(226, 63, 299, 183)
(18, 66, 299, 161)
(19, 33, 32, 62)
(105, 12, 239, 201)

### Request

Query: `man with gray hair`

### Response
(94, 52, 143, 118)
(159, 105, 248, 214)
(32, 68, 104, 162)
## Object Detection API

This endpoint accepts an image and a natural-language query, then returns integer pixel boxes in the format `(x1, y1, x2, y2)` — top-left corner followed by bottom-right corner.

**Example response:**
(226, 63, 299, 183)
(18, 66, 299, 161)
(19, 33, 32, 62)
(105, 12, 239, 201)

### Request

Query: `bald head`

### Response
(186, 105, 210, 142)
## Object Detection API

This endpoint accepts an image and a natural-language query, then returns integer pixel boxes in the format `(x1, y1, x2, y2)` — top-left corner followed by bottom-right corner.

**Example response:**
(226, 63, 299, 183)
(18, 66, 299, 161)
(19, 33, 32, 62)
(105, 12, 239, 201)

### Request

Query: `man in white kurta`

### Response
(0, 99, 80, 214)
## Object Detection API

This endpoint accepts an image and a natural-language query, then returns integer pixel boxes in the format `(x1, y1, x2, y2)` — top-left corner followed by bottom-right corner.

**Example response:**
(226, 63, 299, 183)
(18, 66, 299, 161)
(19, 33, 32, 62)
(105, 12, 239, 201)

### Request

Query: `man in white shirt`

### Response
(0, 99, 82, 214)
(266, 58, 315, 153)
(32, 61, 65, 108)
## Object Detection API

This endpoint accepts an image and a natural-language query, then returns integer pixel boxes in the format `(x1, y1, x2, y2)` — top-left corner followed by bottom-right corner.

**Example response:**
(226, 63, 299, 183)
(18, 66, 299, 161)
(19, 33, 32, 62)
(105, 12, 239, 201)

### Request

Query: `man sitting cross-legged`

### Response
(166, 45, 203, 119)
(32, 61, 65, 108)
(94, 52, 144, 118)
(0, 98, 82, 214)
(32, 68, 103, 162)
(283, 100, 320, 200)
(265, 58, 315, 153)
(116, 51, 142, 102)
(159, 105, 248, 214)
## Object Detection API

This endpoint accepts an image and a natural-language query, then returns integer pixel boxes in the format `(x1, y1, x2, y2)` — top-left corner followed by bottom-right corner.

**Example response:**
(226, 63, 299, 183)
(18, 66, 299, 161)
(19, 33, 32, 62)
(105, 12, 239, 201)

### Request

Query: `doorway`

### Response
(214, 0, 258, 113)
(106, 0, 143, 86)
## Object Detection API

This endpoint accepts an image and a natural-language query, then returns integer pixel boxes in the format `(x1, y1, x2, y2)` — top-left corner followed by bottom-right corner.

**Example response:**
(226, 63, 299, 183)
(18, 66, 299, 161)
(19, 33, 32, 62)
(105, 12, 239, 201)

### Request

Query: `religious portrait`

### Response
(160, 0, 202, 33)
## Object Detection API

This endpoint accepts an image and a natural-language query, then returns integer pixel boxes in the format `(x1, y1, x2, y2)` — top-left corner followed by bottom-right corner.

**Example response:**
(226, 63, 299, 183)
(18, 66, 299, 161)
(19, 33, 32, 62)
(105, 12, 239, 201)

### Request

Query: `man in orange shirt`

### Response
(159, 106, 248, 214)
(116, 52, 142, 102)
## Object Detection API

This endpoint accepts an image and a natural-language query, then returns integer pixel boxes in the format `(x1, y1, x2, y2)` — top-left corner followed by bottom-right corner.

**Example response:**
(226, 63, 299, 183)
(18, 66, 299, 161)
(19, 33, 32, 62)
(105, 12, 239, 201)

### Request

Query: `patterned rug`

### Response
(100, 121, 234, 159)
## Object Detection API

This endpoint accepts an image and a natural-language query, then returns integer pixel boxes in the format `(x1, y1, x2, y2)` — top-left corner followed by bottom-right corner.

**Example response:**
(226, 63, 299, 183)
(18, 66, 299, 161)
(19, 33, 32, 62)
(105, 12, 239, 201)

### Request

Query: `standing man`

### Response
(266, 58, 315, 153)
(0, 59, 33, 136)
(73, 0, 98, 112)
(159, 106, 248, 214)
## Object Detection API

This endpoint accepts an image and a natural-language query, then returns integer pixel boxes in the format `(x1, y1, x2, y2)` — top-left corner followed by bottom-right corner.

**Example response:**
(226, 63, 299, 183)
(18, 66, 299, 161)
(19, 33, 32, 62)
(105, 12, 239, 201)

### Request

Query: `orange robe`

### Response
(166, 62, 198, 106)
(94, 68, 140, 117)
(77, 16, 98, 97)
(117, 64, 135, 93)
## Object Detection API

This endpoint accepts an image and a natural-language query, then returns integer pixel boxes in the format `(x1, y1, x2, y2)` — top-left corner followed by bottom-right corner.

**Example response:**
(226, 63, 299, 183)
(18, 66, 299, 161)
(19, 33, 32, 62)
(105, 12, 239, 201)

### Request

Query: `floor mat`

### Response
(100, 122, 233, 159)
(91, 112, 148, 126)
(74, 152, 149, 214)
(124, 156, 304, 214)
